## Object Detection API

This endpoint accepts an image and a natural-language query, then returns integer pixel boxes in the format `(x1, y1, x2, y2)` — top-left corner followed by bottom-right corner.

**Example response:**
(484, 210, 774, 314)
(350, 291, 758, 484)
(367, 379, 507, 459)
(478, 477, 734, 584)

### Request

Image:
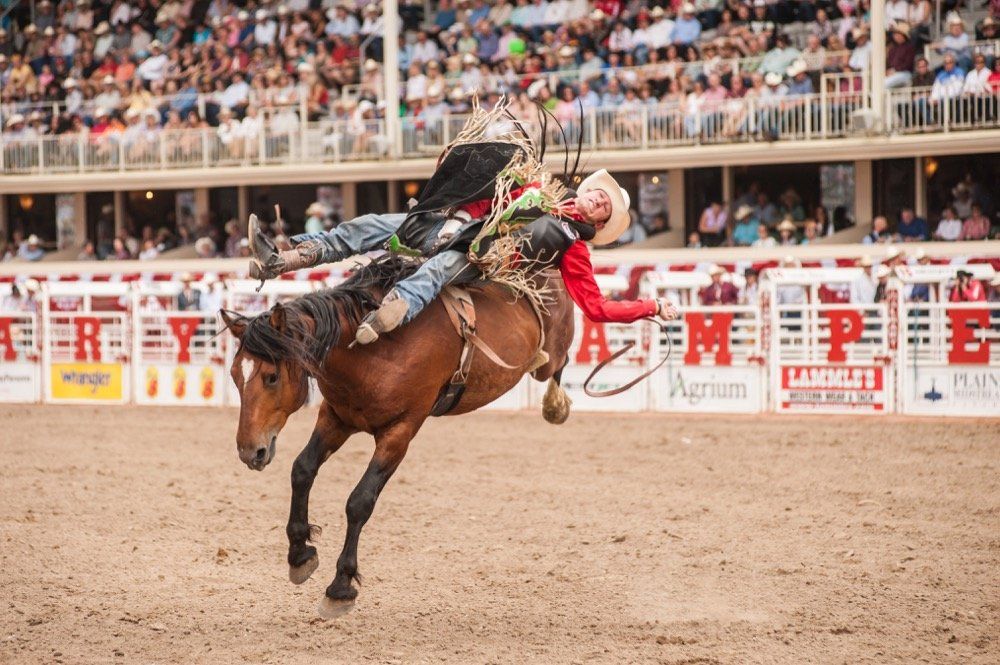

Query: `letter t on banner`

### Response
(823, 310, 863, 362)
(168, 317, 201, 363)
(684, 312, 733, 366)
(74, 317, 102, 361)
(948, 310, 990, 364)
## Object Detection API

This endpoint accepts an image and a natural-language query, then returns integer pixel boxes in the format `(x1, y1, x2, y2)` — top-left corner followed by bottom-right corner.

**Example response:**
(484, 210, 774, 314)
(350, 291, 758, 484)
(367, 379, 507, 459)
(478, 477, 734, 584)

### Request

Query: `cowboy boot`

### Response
(354, 290, 410, 345)
(248, 213, 326, 280)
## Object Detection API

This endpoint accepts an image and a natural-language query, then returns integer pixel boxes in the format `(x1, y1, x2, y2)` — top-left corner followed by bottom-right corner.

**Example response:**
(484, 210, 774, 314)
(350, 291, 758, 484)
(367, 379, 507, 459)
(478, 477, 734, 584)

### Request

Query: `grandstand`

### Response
(0, 0, 996, 261)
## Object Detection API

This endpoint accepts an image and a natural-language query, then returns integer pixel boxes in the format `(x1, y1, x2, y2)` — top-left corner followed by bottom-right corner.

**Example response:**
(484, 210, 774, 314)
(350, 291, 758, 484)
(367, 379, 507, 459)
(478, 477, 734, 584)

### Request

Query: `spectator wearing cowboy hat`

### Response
(874, 265, 892, 303)
(304, 203, 327, 235)
(17, 235, 45, 261)
(671, 4, 702, 46)
(177, 273, 202, 311)
(777, 218, 799, 245)
(699, 264, 740, 306)
(731, 205, 759, 246)
(885, 23, 915, 88)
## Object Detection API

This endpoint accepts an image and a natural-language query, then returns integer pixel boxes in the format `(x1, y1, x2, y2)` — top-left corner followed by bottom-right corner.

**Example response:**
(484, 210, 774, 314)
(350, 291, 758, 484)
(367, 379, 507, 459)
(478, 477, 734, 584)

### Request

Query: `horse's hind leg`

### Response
(542, 366, 572, 425)
(287, 405, 354, 585)
(318, 419, 418, 618)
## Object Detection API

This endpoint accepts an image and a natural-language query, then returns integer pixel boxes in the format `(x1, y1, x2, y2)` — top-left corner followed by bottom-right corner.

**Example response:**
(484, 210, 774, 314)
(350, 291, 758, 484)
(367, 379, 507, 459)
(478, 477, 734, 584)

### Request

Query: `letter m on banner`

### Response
(684, 312, 733, 366)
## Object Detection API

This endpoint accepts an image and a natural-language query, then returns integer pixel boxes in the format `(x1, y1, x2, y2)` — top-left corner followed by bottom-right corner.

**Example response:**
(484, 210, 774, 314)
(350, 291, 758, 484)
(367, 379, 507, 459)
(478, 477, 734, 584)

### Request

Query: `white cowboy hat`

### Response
(786, 59, 807, 77)
(777, 219, 797, 232)
(306, 202, 326, 216)
(650, 6, 665, 17)
(255, 9, 268, 20)
(461, 52, 478, 66)
(5, 113, 24, 127)
(708, 264, 726, 276)
(526, 79, 547, 100)
(22, 278, 40, 292)
(27, 234, 40, 244)
(681, 3, 696, 13)
(765, 72, 782, 86)
(558, 45, 575, 58)
(946, 12, 963, 26)
(884, 245, 902, 260)
(991, 274, 1000, 287)
(875, 265, 892, 279)
(735, 204, 754, 220)
(364, 58, 379, 71)
(576, 169, 631, 246)
(781, 255, 802, 268)
(857, 255, 873, 267)
(913, 247, 927, 261)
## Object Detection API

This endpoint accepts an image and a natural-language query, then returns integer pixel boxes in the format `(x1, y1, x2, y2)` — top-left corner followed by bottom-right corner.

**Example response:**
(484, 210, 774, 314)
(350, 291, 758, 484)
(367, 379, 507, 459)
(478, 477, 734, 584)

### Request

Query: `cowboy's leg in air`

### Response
(249, 213, 406, 280)
(354, 250, 476, 345)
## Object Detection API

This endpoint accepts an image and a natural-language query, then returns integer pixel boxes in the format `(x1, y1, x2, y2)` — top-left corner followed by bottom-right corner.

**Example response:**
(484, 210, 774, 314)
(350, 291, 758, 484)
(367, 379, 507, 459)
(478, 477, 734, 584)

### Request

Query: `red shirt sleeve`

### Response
(559, 241, 658, 323)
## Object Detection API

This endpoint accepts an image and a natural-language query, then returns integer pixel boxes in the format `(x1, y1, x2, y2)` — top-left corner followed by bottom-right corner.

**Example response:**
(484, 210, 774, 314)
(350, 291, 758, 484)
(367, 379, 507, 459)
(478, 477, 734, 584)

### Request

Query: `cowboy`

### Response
(249, 169, 678, 345)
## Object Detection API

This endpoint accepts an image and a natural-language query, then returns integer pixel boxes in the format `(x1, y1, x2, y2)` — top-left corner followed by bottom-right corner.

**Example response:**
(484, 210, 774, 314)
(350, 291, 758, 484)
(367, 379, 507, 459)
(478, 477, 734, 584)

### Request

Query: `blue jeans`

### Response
(291, 213, 477, 323)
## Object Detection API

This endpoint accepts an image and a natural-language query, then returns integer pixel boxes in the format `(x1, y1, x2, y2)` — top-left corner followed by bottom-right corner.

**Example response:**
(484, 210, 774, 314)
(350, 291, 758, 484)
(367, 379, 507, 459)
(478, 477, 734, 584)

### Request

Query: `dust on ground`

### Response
(1, 405, 997, 664)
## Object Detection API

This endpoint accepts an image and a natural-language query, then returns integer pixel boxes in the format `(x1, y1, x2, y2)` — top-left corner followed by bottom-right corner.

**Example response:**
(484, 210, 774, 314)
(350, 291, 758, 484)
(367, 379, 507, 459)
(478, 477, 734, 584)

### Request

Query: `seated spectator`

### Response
(963, 53, 990, 96)
(731, 205, 759, 246)
(885, 23, 915, 89)
(931, 55, 966, 102)
(752, 223, 776, 247)
(699, 264, 739, 305)
(961, 204, 991, 240)
(107, 237, 132, 260)
(777, 218, 798, 246)
(863, 216, 891, 244)
(77, 241, 98, 261)
(698, 200, 728, 246)
(800, 220, 820, 245)
(671, 4, 702, 46)
(687, 231, 703, 248)
(874, 265, 892, 303)
(949, 269, 986, 302)
(138, 239, 159, 260)
(17, 234, 45, 261)
(898, 207, 928, 241)
(934, 13, 972, 70)
(933, 208, 964, 241)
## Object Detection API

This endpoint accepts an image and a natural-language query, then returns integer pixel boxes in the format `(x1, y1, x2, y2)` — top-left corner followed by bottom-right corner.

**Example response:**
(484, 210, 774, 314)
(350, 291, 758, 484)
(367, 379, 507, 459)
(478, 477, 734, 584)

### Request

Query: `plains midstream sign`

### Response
(902, 366, 1000, 416)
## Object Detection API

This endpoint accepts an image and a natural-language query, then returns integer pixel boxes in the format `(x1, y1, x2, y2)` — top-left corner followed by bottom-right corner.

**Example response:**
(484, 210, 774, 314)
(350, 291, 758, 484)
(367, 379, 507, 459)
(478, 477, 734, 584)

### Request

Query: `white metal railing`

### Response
(923, 38, 1000, 68)
(886, 86, 1000, 134)
(900, 301, 1000, 366)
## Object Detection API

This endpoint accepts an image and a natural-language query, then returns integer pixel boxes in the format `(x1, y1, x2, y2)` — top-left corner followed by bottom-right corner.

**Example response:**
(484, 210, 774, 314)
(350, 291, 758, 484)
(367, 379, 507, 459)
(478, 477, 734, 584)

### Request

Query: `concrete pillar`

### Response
(341, 182, 357, 219)
(387, 180, 399, 213)
(237, 185, 249, 224)
(0, 194, 7, 241)
(194, 187, 210, 223)
(721, 165, 734, 208)
(870, 0, 886, 124)
(854, 160, 873, 228)
(914, 156, 927, 218)
(665, 168, 686, 248)
(383, 0, 401, 158)
(113, 190, 125, 236)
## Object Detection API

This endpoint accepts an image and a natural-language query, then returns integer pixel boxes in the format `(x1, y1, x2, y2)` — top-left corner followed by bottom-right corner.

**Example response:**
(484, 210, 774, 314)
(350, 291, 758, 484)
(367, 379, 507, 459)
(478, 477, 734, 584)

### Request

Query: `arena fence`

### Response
(1, 265, 997, 416)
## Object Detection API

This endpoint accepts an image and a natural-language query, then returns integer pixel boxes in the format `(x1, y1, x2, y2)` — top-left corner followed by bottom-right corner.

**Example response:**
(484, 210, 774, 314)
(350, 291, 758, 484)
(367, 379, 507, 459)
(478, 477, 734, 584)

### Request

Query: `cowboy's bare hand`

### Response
(656, 299, 679, 321)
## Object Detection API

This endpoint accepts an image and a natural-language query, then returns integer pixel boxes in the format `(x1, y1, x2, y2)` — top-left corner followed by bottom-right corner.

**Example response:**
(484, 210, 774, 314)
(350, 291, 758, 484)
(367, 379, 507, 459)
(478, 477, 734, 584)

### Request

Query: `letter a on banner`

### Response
(0, 317, 16, 361)
(575, 318, 611, 363)
(684, 312, 733, 366)
(823, 310, 863, 362)
(947, 310, 990, 364)
(74, 316, 102, 361)
(168, 316, 201, 363)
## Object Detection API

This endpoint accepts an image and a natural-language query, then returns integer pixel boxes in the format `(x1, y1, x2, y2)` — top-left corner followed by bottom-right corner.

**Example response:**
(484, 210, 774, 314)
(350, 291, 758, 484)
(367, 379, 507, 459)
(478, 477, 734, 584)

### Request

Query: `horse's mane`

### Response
(230, 254, 419, 374)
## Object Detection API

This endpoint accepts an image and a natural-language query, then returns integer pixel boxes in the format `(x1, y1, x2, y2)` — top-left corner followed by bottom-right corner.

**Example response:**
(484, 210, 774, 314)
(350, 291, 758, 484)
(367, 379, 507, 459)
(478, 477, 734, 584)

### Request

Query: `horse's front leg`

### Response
(318, 418, 419, 618)
(287, 403, 354, 585)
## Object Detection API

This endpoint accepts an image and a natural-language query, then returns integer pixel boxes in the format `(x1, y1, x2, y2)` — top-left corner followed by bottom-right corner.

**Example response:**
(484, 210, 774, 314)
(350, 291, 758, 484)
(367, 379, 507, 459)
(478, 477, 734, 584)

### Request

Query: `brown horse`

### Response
(219, 257, 575, 618)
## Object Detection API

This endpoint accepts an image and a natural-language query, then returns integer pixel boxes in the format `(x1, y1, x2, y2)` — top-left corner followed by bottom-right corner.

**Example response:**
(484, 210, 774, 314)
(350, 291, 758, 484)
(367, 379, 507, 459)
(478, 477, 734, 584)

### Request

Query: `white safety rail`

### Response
(41, 282, 131, 405)
(0, 284, 41, 402)
(132, 283, 227, 407)
(886, 87, 1000, 135)
(642, 271, 765, 412)
(764, 268, 895, 414)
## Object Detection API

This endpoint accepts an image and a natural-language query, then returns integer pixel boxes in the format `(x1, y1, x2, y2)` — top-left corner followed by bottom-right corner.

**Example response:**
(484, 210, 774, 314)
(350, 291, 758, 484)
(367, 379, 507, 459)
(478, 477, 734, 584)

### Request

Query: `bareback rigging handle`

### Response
(583, 317, 673, 398)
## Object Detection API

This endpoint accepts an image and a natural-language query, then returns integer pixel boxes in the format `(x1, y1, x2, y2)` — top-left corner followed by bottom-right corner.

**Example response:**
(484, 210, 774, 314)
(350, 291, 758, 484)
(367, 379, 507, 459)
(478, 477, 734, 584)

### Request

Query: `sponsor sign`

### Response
(903, 366, 1000, 417)
(135, 364, 225, 406)
(50, 362, 124, 401)
(653, 366, 763, 413)
(0, 362, 39, 402)
(555, 365, 648, 412)
(778, 365, 887, 413)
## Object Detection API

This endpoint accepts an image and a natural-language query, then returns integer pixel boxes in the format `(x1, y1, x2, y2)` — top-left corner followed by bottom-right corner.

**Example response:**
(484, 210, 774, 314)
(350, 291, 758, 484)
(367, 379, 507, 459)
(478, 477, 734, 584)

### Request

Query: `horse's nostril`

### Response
(254, 447, 267, 462)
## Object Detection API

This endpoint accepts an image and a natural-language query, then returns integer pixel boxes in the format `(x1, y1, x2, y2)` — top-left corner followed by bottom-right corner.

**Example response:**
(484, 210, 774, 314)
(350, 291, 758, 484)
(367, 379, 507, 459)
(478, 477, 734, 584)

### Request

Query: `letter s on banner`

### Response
(0, 317, 16, 361)
(684, 312, 733, 366)
(73, 317, 102, 362)
(575, 317, 612, 364)
(168, 316, 201, 363)
(823, 310, 863, 362)
(948, 309, 990, 364)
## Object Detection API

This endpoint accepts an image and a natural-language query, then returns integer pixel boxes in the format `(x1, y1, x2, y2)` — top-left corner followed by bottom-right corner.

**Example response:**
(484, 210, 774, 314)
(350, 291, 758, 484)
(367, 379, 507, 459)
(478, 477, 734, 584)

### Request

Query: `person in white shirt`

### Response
(848, 28, 871, 71)
(137, 41, 168, 81)
(607, 21, 634, 54)
(849, 257, 876, 303)
(885, 0, 909, 27)
(324, 5, 359, 39)
(544, 0, 570, 27)
(962, 53, 990, 96)
(93, 75, 122, 112)
(221, 73, 250, 110)
(933, 207, 963, 241)
(254, 10, 277, 46)
(411, 30, 440, 65)
(647, 6, 674, 49)
(360, 5, 383, 37)
(751, 223, 777, 247)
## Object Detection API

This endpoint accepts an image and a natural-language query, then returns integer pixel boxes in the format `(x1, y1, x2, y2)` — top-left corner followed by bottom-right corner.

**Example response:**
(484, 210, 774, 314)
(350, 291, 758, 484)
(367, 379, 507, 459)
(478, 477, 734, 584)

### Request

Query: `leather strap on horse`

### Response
(583, 318, 673, 398)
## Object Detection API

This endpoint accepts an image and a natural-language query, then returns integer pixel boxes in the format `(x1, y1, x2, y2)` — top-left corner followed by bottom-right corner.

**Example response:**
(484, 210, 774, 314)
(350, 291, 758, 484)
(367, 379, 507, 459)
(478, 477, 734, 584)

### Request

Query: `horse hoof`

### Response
(289, 555, 319, 585)
(317, 596, 355, 620)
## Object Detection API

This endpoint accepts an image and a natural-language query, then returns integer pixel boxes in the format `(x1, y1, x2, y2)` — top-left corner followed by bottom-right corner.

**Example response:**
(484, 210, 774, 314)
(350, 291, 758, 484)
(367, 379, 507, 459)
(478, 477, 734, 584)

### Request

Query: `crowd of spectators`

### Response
(1, 0, 997, 155)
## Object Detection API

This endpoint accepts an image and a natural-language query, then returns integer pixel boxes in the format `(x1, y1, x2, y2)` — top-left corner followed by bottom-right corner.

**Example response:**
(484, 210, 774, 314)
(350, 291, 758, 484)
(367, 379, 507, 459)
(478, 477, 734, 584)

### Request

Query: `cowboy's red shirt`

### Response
(459, 185, 658, 323)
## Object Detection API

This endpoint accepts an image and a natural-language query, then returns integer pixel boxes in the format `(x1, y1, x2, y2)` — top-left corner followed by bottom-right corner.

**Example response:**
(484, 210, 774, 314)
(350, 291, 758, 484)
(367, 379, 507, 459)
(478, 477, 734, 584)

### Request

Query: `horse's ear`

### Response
(219, 309, 246, 338)
(269, 303, 286, 332)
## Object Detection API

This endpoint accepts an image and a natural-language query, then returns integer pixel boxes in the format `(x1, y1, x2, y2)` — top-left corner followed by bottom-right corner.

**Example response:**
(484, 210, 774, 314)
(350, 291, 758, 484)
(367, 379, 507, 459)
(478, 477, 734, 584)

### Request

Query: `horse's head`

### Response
(221, 305, 310, 471)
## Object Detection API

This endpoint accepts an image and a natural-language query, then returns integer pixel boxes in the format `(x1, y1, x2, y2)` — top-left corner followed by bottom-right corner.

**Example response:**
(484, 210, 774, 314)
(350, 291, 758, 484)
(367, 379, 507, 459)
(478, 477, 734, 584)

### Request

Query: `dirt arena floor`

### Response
(1, 405, 998, 664)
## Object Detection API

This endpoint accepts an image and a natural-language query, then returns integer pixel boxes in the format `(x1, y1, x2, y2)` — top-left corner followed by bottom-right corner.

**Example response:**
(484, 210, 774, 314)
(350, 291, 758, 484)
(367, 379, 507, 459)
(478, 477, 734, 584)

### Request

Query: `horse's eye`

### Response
(264, 372, 278, 387)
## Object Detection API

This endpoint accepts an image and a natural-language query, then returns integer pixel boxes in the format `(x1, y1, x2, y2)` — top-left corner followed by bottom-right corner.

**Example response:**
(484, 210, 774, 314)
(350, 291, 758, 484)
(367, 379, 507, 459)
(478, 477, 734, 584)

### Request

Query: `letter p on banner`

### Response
(684, 312, 733, 366)
(948, 309, 990, 364)
(823, 310, 863, 362)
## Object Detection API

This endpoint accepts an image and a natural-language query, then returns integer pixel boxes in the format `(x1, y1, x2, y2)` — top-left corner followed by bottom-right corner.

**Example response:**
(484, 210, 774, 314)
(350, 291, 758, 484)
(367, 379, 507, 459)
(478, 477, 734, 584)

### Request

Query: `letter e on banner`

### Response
(74, 316, 102, 361)
(0, 317, 16, 361)
(684, 312, 733, 366)
(168, 316, 201, 363)
(947, 309, 990, 364)
(823, 310, 863, 362)
(575, 318, 611, 363)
